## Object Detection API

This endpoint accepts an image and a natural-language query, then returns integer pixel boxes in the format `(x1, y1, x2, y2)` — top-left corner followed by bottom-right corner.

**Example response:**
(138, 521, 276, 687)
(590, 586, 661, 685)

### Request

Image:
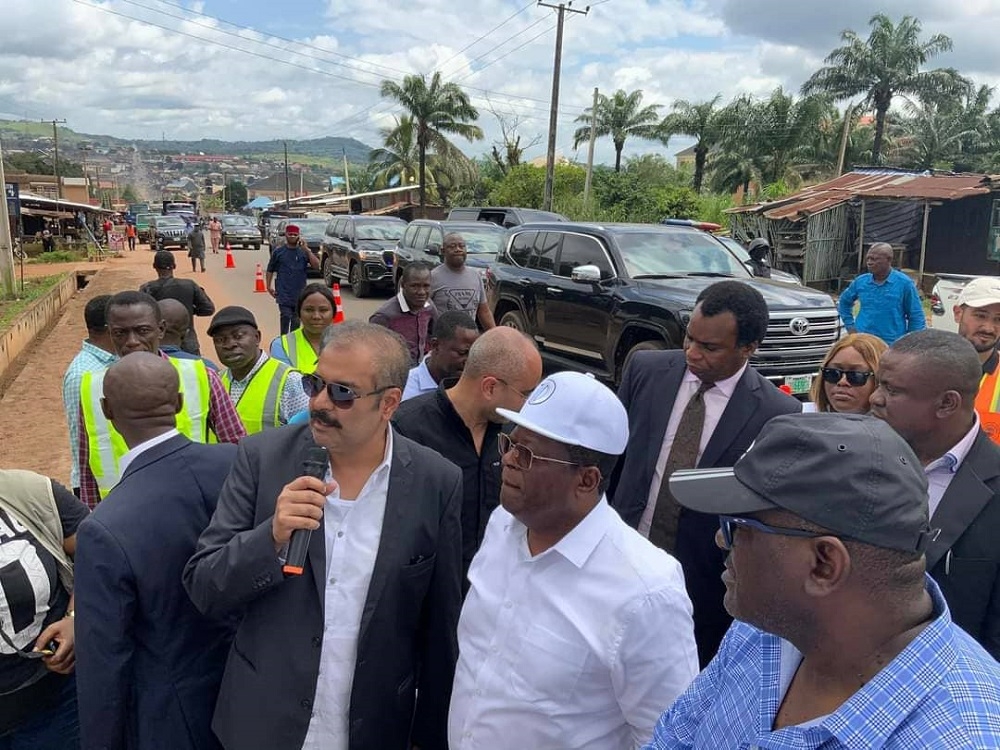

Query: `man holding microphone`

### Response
(184, 321, 463, 750)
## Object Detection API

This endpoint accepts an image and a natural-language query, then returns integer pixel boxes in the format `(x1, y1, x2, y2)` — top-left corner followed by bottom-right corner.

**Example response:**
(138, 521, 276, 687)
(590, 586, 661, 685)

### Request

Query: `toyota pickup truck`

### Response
(484, 222, 843, 395)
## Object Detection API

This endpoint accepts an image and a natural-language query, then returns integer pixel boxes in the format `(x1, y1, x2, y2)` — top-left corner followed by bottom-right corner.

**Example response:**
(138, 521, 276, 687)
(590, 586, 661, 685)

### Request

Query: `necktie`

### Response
(649, 381, 715, 551)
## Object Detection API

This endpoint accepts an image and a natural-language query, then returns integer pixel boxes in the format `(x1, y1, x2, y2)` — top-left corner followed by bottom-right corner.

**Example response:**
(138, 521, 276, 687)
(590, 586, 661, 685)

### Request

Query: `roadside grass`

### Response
(0, 275, 63, 329)
(29, 249, 90, 264)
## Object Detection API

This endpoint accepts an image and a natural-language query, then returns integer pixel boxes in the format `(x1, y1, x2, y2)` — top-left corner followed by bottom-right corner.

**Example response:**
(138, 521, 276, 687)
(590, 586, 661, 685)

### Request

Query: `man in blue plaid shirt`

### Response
(645, 413, 1000, 750)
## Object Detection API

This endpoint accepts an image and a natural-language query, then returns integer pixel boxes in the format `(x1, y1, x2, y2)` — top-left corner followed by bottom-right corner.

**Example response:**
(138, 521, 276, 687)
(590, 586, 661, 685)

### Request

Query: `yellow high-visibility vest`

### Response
(279, 329, 320, 374)
(222, 357, 293, 434)
(80, 357, 211, 499)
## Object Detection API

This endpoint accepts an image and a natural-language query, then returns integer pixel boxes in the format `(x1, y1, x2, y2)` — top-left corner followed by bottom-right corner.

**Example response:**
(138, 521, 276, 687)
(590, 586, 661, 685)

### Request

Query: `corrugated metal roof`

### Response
(729, 170, 999, 221)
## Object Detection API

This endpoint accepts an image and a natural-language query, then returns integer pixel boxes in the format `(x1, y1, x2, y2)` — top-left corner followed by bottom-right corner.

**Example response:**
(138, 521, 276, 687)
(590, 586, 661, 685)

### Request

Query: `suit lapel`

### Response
(646, 357, 687, 471)
(699, 367, 759, 468)
(925, 433, 1000, 570)
(357, 435, 413, 651)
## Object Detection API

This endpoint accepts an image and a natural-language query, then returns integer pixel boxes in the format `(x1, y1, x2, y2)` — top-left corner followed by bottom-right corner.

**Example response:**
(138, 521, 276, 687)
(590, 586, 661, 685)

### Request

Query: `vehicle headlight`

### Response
(358, 249, 383, 260)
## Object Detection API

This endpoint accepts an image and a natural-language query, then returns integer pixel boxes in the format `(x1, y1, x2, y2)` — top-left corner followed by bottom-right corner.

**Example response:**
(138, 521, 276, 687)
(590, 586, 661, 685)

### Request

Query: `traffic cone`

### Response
(225, 242, 236, 269)
(332, 282, 345, 324)
(253, 263, 267, 293)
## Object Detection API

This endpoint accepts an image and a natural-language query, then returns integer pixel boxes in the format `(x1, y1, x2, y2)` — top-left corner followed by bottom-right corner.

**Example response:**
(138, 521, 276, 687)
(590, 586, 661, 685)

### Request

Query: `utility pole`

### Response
(283, 141, 291, 206)
(835, 103, 855, 177)
(342, 148, 352, 196)
(539, 1, 588, 211)
(42, 119, 67, 200)
(0, 134, 16, 297)
(583, 86, 599, 206)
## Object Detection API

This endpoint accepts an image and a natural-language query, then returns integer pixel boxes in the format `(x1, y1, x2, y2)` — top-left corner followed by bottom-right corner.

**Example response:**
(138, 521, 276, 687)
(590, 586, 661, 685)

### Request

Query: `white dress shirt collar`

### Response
(509, 498, 611, 569)
(397, 290, 430, 314)
(925, 414, 979, 475)
(682, 360, 748, 398)
(118, 429, 181, 476)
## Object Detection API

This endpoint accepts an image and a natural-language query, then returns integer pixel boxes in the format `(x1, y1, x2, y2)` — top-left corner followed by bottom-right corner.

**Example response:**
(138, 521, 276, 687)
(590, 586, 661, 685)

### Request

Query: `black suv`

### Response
(220, 214, 261, 250)
(392, 220, 507, 287)
(319, 215, 407, 297)
(485, 222, 843, 392)
(151, 215, 188, 251)
(447, 206, 567, 227)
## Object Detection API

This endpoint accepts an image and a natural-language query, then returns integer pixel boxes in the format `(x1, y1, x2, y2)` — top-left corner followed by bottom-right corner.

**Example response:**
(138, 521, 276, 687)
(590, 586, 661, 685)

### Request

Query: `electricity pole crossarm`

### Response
(539, 1, 588, 212)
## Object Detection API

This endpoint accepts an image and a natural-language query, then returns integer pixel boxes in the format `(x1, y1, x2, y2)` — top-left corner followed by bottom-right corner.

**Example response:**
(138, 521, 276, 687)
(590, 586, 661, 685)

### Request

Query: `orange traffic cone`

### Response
(253, 263, 267, 293)
(332, 282, 345, 324)
(225, 242, 236, 269)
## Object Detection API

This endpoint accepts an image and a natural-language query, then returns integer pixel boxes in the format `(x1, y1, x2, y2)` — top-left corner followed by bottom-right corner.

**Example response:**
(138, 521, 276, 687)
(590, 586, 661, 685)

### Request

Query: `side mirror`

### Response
(426, 243, 441, 256)
(571, 264, 601, 283)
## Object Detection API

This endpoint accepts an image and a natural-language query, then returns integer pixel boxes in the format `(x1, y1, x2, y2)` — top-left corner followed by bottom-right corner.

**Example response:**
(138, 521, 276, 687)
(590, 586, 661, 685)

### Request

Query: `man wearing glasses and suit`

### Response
(184, 321, 463, 750)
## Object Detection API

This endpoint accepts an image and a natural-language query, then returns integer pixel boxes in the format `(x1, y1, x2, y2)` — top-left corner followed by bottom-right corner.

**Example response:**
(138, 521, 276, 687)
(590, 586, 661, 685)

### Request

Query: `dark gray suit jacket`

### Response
(75, 435, 237, 750)
(183, 424, 463, 750)
(926, 430, 1000, 660)
(609, 350, 800, 665)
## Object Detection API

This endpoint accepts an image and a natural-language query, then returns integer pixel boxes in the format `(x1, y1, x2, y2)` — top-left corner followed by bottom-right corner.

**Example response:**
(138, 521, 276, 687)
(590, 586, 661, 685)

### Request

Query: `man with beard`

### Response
(370, 261, 438, 364)
(430, 233, 495, 331)
(184, 321, 462, 750)
(870, 329, 1000, 658)
(394, 326, 542, 576)
(644, 413, 1000, 749)
(209, 306, 309, 433)
(952, 277, 1000, 442)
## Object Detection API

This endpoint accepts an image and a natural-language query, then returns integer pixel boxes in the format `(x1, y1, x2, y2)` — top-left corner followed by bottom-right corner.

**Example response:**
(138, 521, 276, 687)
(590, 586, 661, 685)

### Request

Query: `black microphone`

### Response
(283, 446, 329, 576)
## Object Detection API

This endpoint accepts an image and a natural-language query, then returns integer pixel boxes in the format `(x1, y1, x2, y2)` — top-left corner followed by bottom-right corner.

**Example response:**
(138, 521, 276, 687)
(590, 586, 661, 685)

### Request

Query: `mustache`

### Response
(310, 409, 342, 429)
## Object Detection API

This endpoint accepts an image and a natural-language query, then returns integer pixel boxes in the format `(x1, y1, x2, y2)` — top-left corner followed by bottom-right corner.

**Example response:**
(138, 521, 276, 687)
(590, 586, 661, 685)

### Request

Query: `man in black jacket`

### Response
(393, 326, 542, 577)
(871, 328, 1000, 659)
(140, 251, 215, 355)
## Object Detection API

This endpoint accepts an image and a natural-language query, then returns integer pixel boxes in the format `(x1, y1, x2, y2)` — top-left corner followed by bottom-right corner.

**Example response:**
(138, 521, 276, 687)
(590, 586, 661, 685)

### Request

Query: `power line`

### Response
(435, 1, 536, 76)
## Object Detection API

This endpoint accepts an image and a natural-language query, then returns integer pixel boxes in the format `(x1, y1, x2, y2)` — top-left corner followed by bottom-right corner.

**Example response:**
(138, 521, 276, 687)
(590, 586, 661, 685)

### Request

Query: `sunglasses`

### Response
(301, 373, 392, 409)
(718, 515, 829, 549)
(497, 432, 579, 471)
(820, 367, 875, 387)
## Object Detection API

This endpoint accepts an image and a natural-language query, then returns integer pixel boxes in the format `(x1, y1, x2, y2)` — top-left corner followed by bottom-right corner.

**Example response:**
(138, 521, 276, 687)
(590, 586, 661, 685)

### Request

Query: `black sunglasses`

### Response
(718, 515, 829, 549)
(301, 373, 392, 409)
(820, 367, 875, 387)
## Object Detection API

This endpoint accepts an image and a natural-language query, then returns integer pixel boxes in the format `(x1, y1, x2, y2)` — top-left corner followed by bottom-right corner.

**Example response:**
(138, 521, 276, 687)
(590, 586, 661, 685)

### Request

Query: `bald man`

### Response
(158, 299, 219, 371)
(73, 352, 237, 750)
(394, 326, 543, 574)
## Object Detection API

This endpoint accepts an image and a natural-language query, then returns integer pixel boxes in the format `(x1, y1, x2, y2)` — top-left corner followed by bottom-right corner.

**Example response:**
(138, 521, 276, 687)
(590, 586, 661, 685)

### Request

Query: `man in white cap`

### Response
(953, 276, 1000, 442)
(448, 371, 698, 750)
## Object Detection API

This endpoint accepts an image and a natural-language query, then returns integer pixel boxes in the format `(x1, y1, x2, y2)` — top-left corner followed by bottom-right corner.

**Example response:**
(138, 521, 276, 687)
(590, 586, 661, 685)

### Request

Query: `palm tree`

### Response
(899, 97, 982, 171)
(802, 13, 964, 165)
(659, 95, 729, 192)
(572, 89, 661, 172)
(368, 116, 421, 187)
(379, 72, 483, 214)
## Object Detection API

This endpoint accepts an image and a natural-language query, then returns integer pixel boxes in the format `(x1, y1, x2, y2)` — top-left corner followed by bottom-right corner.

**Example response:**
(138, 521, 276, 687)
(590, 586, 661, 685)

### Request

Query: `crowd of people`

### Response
(2, 235, 1000, 750)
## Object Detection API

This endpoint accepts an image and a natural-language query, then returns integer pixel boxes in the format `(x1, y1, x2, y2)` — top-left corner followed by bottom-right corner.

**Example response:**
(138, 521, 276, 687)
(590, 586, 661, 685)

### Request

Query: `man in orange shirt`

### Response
(953, 277, 1000, 443)
(125, 222, 137, 252)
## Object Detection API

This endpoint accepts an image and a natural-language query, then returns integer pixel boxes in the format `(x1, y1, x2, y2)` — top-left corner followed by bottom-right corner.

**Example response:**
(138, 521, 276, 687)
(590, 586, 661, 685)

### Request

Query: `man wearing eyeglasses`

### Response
(394, 326, 543, 577)
(644, 413, 1000, 749)
(449, 371, 698, 750)
(184, 321, 463, 750)
(870, 329, 1000, 659)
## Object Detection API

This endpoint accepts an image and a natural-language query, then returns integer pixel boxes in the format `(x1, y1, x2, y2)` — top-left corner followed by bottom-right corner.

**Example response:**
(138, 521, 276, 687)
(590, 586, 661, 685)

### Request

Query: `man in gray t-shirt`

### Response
(430, 232, 496, 330)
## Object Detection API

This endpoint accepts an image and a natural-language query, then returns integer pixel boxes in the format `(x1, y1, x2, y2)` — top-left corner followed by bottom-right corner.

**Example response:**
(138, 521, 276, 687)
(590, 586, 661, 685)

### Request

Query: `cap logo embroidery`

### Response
(528, 380, 556, 405)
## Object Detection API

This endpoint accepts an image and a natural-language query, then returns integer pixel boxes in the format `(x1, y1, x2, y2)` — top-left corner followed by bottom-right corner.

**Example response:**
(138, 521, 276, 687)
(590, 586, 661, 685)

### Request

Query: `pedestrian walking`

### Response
(430, 233, 495, 330)
(139, 250, 215, 355)
(208, 216, 223, 255)
(186, 218, 206, 273)
(125, 222, 137, 252)
(369, 261, 438, 364)
(837, 243, 926, 344)
(265, 224, 320, 335)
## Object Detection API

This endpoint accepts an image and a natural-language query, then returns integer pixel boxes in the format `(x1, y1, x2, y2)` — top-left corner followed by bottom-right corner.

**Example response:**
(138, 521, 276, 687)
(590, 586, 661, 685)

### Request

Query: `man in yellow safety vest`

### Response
(209, 306, 310, 433)
(78, 291, 246, 507)
(953, 277, 1000, 444)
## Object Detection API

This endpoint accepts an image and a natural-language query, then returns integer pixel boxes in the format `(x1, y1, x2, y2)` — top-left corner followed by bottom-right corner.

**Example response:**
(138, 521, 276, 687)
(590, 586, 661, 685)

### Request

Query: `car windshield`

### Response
(718, 237, 751, 263)
(614, 229, 751, 278)
(136, 213, 154, 222)
(457, 227, 505, 254)
(222, 216, 254, 227)
(355, 222, 405, 241)
(157, 217, 185, 227)
(295, 219, 330, 236)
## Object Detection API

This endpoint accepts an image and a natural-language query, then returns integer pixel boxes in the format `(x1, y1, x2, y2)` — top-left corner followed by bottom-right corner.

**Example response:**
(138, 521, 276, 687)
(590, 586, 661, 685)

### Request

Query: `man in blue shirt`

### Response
(837, 243, 926, 344)
(265, 224, 319, 334)
(645, 413, 1000, 750)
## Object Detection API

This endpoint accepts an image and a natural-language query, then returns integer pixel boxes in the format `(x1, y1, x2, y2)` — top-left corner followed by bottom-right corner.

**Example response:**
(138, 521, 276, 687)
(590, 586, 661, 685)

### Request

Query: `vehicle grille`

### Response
(752, 309, 842, 379)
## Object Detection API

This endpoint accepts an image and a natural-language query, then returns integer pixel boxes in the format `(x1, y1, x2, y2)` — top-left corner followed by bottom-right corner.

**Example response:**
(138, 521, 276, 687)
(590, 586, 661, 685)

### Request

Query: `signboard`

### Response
(4, 182, 19, 221)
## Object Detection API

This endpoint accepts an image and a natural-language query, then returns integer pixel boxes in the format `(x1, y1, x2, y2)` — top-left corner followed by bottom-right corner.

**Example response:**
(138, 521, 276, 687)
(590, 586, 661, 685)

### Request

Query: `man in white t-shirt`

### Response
(430, 232, 496, 330)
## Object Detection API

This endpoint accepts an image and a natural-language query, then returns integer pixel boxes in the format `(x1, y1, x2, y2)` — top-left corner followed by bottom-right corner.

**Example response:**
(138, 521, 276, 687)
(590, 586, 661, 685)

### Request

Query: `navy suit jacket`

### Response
(75, 434, 237, 750)
(609, 350, 800, 665)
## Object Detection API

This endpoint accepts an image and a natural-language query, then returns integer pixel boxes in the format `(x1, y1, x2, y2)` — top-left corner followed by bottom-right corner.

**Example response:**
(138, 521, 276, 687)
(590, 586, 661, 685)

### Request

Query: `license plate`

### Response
(784, 375, 812, 395)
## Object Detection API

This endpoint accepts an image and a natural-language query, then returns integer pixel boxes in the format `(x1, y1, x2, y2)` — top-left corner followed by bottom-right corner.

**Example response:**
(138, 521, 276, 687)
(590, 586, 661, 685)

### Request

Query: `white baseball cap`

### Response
(957, 277, 1000, 308)
(496, 371, 629, 455)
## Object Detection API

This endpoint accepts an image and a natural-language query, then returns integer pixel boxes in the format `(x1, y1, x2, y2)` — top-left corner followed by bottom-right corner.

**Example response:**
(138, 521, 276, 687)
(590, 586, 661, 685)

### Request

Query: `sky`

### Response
(3, 0, 1000, 168)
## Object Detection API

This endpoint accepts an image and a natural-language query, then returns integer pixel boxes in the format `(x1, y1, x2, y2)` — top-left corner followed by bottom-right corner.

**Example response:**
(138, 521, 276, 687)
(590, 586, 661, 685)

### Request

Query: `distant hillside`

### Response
(0, 120, 373, 163)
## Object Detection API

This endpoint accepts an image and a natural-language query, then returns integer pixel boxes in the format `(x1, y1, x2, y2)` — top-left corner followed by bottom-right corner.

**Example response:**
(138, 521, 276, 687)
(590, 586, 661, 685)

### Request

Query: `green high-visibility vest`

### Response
(222, 356, 293, 434)
(279, 329, 319, 374)
(80, 357, 211, 500)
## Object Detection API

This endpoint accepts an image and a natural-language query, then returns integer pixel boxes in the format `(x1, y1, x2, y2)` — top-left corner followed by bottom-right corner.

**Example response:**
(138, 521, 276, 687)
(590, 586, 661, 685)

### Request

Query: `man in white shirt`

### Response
(402, 311, 479, 401)
(870, 328, 1000, 658)
(450, 371, 698, 750)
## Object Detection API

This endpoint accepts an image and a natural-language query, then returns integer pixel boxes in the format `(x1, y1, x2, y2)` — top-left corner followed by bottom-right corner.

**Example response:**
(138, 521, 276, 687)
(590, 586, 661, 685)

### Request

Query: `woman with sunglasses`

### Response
(809, 333, 888, 414)
(269, 283, 335, 375)
(0, 469, 88, 747)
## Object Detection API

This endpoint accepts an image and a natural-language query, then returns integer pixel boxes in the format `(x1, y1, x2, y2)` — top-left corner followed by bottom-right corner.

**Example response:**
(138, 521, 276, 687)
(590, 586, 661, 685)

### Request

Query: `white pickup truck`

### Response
(930, 273, 1000, 333)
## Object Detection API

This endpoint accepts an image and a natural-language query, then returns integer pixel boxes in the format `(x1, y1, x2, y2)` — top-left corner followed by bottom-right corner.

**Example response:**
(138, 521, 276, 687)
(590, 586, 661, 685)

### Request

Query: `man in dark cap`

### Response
(74, 352, 237, 750)
(209, 306, 310, 433)
(140, 250, 215, 354)
(643, 413, 1000, 750)
(266, 224, 319, 335)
